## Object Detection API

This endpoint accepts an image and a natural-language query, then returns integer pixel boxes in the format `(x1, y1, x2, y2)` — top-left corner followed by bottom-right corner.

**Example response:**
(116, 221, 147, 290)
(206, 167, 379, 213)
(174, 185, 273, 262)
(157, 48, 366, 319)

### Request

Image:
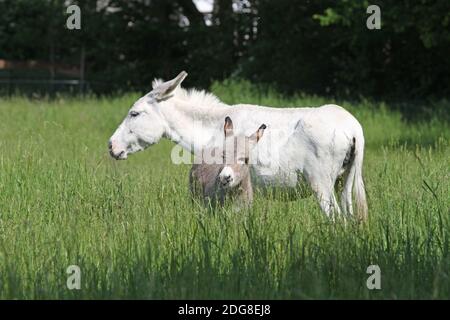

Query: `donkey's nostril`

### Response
(109, 148, 127, 160)
(116, 151, 126, 160)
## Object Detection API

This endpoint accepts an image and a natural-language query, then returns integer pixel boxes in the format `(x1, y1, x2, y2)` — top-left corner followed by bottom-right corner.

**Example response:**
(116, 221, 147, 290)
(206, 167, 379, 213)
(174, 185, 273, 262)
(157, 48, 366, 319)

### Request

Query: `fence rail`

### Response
(0, 78, 110, 96)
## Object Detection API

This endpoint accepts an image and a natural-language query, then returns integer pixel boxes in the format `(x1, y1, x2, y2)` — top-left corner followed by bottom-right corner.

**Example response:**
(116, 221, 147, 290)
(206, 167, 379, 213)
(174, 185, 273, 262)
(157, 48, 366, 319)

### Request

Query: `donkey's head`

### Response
(218, 117, 266, 188)
(109, 71, 188, 160)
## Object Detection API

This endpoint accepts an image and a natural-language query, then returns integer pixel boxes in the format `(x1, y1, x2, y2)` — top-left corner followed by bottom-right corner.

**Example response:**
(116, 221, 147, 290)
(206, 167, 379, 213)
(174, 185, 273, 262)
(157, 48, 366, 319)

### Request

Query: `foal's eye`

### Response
(129, 111, 140, 117)
(238, 157, 249, 164)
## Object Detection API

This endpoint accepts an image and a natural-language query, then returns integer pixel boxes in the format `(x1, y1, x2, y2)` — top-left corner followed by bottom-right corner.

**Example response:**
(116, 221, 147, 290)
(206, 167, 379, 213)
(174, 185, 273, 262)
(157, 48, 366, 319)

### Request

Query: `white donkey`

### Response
(109, 71, 368, 220)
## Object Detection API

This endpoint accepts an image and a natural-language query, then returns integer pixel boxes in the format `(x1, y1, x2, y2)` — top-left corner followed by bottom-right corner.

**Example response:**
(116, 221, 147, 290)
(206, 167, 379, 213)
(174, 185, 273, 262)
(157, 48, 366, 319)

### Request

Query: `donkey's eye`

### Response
(129, 111, 140, 117)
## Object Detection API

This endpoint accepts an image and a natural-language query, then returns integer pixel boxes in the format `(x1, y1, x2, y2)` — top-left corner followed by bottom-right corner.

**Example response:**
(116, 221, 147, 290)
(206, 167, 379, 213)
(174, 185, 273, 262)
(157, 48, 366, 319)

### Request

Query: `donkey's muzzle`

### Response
(109, 140, 128, 160)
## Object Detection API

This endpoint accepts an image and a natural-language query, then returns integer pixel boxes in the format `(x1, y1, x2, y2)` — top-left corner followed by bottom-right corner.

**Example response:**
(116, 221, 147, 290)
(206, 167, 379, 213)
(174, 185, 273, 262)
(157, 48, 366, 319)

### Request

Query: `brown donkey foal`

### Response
(189, 117, 266, 208)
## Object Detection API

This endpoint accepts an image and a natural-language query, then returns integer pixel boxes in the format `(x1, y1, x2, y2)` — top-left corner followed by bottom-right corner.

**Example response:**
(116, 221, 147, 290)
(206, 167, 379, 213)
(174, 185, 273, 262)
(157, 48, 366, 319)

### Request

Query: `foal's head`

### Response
(218, 117, 266, 188)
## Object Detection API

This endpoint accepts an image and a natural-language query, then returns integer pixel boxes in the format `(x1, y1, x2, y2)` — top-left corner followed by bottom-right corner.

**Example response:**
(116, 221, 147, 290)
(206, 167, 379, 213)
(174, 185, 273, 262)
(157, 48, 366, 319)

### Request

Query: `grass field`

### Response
(0, 81, 449, 299)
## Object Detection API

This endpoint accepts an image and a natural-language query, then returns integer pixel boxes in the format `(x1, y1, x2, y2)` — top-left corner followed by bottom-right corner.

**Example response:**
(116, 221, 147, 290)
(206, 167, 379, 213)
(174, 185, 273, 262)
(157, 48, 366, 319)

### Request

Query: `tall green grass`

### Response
(0, 82, 449, 299)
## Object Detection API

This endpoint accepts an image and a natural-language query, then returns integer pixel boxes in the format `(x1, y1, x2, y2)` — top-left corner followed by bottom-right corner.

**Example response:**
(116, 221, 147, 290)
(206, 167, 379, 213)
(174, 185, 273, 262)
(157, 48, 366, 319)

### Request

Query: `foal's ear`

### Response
(224, 116, 234, 137)
(150, 71, 188, 101)
(249, 124, 266, 144)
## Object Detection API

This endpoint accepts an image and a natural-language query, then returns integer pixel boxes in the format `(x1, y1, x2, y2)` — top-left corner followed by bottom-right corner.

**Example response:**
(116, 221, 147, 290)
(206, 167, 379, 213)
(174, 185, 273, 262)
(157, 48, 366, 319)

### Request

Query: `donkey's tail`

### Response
(352, 134, 368, 221)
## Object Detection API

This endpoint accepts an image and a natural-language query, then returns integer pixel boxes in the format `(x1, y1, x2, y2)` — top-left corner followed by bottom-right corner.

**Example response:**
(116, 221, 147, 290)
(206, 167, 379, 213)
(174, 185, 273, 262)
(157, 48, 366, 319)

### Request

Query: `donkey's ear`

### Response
(150, 71, 188, 101)
(249, 124, 266, 144)
(151, 78, 163, 90)
(224, 116, 234, 137)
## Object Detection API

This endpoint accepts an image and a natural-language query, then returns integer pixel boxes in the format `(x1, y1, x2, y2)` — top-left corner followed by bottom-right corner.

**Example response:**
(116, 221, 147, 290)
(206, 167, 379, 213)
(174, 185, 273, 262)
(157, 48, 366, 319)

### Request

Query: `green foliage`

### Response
(0, 82, 449, 299)
(244, 0, 450, 98)
(1, 1, 449, 98)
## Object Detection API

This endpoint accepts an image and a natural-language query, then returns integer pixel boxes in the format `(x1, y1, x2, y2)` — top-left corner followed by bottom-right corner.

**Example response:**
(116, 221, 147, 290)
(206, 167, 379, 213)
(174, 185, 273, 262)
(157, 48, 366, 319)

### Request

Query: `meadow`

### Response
(0, 81, 449, 299)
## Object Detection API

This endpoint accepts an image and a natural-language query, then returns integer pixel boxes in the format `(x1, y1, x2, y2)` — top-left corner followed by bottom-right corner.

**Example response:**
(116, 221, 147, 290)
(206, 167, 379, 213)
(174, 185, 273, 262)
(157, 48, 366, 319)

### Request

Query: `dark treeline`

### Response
(0, 0, 449, 99)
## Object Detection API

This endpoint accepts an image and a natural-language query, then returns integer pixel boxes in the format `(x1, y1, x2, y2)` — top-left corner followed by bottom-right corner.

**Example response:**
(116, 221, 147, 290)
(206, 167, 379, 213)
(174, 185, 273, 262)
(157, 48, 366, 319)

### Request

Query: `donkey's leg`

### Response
(341, 174, 354, 217)
(337, 169, 351, 216)
(338, 137, 357, 217)
(331, 192, 342, 216)
(315, 185, 337, 218)
(307, 172, 340, 218)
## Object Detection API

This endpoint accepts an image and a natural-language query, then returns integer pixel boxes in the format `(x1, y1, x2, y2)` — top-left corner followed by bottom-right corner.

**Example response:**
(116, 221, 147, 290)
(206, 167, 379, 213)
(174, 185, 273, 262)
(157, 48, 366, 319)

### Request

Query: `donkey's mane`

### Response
(152, 78, 224, 109)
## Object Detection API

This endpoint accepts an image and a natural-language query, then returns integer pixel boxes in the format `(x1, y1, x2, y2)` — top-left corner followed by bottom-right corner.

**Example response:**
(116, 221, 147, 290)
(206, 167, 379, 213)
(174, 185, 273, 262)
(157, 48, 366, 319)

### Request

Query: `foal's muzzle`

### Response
(219, 167, 235, 187)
